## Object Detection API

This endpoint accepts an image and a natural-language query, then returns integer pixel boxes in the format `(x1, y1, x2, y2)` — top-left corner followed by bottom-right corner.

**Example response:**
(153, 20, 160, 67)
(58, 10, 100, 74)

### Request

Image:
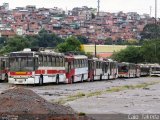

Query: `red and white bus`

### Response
(65, 54, 88, 83)
(0, 56, 9, 81)
(118, 62, 139, 78)
(8, 48, 66, 85)
(88, 58, 118, 81)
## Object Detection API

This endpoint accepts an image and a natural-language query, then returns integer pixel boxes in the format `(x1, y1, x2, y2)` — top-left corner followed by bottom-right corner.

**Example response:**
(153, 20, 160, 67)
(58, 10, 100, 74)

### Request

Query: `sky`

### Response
(0, 0, 160, 17)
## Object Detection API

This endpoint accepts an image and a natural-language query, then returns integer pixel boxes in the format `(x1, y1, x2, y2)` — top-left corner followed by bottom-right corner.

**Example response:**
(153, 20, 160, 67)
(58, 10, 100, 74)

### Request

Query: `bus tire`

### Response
(39, 75, 43, 85)
(91, 75, 94, 82)
(56, 75, 59, 84)
(108, 74, 110, 80)
(71, 76, 74, 84)
(81, 74, 84, 82)
(100, 74, 102, 80)
(4, 73, 8, 82)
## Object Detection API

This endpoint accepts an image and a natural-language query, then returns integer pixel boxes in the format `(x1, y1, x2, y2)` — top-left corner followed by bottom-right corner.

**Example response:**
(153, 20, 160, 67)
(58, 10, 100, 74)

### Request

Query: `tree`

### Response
(57, 36, 81, 53)
(0, 36, 30, 54)
(37, 29, 64, 47)
(141, 23, 160, 40)
(141, 39, 160, 63)
(0, 37, 7, 46)
(76, 35, 89, 44)
(111, 46, 144, 63)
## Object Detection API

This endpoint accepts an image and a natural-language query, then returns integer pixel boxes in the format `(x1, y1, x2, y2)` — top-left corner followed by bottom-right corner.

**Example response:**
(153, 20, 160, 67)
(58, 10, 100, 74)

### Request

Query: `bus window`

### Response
(52, 56, 55, 67)
(43, 56, 47, 66)
(65, 62, 69, 72)
(48, 56, 52, 66)
(55, 57, 59, 67)
(39, 55, 43, 66)
(1, 60, 5, 70)
(59, 57, 63, 67)
(34, 57, 38, 70)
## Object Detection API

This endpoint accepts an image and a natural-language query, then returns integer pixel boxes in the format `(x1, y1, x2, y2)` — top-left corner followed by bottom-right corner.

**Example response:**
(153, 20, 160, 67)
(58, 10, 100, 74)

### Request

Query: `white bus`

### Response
(8, 48, 66, 85)
(150, 64, 160, 77)
(88, 58, 118, 81)
(0, 56, 9, 81)
(65, 53, 88, 83)
(118, 62, 139, 78)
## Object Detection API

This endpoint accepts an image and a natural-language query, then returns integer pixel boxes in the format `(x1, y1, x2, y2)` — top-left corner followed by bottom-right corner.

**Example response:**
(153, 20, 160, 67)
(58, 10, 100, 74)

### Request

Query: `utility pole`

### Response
(155, 0, 158, 39)
(95, 0, 100, 57)
(97, 0, 100, 17)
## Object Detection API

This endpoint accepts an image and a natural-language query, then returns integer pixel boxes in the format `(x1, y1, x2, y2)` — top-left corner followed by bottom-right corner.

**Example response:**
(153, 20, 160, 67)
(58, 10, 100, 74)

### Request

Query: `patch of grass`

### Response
(55, 81, 160, 104)
(55, 92, 86, 104)
(87, 91, 103, 97)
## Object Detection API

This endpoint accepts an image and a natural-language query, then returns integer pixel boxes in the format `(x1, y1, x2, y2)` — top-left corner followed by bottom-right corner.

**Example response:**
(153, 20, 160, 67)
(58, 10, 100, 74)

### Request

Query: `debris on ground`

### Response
(0, 87, 91, 120)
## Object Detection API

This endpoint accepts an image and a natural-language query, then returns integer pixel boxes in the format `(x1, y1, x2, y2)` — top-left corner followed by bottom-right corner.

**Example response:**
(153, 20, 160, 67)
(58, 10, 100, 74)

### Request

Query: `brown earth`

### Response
(0, 87, 91, 120)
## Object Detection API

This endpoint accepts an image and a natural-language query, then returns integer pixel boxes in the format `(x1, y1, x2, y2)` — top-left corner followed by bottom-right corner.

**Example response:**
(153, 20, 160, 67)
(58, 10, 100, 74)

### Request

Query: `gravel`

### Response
(0, 87, 91, 120)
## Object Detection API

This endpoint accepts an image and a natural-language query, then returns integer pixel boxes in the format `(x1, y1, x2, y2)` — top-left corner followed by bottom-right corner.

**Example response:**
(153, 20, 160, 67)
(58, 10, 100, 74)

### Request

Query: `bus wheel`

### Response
(4, 73, 8, 82)
(91, 75, 94, 82)
(108, 74, 110, 80)
(39, 75, 43, 85)
(81, 74, 84, 82)
(71, 76, 74, 84)
(56, 75, 59, 84)
(100, 74, 102, 80)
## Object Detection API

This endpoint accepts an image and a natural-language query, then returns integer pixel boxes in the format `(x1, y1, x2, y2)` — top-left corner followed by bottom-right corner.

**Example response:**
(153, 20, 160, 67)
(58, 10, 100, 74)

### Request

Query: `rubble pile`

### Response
(0, 87, 90, 120)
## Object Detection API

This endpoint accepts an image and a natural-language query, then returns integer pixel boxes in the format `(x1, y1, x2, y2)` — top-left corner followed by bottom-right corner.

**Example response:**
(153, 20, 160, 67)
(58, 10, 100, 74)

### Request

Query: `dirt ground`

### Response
(0, 87, 91, 120)
(0, 77, 160, 120)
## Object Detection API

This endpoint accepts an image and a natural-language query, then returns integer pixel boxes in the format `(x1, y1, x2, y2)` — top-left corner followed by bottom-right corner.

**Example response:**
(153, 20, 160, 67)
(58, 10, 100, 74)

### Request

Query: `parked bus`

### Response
(150, 64, 160, 77)
(65, 53, 88, 83)
(8, 48, 66, 85)
(139, 64, 150, 76)
(118, 62, 138, 78)
(107, 59, 118, 79)
(0, 56, 9, 81)
(88, 58, 118, 81)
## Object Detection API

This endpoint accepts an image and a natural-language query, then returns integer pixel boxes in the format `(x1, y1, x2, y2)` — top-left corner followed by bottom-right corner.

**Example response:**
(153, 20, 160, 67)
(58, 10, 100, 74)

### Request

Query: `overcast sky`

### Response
(0, 0, 160, 17)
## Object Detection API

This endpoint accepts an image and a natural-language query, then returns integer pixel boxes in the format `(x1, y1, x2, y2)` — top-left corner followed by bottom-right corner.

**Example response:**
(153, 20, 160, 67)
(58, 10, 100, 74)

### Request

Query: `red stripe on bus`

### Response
(35, 70, 45, 74)
(47, 70, 65, 74)
(118, 72, 128, 75)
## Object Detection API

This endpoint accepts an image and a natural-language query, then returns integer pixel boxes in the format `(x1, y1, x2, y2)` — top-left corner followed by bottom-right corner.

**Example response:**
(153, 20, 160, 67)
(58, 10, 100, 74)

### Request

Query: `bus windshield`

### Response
(152, 67, 160, 71)
(9, 57, 35, 71)
(118, 65, 128, 72)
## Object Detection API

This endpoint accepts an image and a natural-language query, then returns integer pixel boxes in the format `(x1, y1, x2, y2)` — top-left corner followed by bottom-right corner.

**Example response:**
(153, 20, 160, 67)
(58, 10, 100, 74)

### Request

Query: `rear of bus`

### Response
(118, 63, 129, 78)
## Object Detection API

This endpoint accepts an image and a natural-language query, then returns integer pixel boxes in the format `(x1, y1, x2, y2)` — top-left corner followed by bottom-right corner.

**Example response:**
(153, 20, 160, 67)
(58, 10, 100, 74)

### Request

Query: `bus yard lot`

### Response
(0, 77, 160, 120)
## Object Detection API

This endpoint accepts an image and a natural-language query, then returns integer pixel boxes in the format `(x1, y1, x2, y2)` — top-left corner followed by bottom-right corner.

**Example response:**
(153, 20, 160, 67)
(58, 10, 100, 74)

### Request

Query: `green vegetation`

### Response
(56, 36, 82, 53)
(0, 29, 84, 55)
(112, 23, 160, 63)
(54, 81, 160, 104)
(140, 23, 160, 40)
(112, 39, 160, 63)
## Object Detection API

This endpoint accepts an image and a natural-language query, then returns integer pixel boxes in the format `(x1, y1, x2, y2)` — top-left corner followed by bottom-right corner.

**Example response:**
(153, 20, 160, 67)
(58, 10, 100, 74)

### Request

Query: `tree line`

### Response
(0, 29, 86, 55)
(112, 23, 160, 64)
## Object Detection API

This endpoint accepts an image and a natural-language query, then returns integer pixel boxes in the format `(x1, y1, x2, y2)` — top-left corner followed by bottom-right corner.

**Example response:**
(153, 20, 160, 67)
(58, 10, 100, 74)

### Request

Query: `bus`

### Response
(88, 58, 118, 81)
(150, 64, 160, 77)
(139, 64, 150, 76)
(8, 48, 66, 85)
(118, 62, 138, 78)
(65, 53, 88, 83)
(0, 56, 9, 81)
(107, 59, 118, 79)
